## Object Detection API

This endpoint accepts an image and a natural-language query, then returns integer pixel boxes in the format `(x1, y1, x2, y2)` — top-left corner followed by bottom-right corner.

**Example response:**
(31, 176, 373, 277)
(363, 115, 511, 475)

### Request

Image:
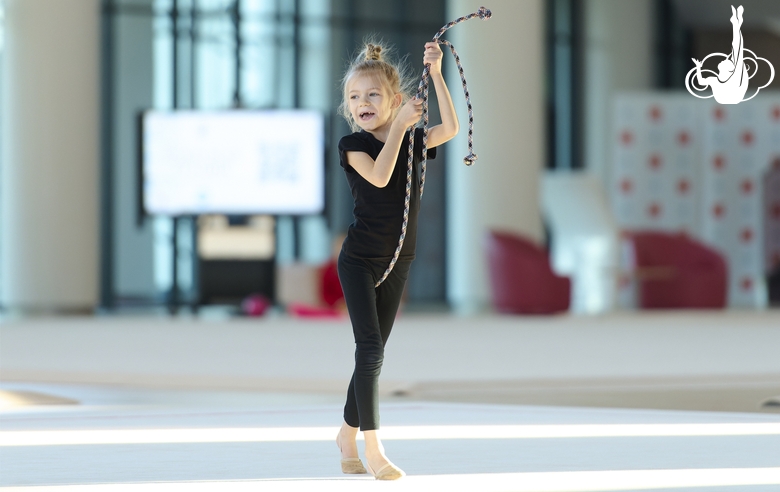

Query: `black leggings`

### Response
(338, 250, 411, 431)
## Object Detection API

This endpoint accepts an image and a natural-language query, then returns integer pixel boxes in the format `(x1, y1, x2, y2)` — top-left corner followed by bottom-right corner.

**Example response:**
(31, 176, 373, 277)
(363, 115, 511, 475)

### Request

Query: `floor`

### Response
(2, 311, 780, 491)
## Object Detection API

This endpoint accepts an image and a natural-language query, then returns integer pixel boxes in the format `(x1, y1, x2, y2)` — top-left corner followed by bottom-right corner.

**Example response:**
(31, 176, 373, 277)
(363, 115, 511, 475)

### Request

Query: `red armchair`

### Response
(485, 230, 571, 314)
(628, 231, 727, 309)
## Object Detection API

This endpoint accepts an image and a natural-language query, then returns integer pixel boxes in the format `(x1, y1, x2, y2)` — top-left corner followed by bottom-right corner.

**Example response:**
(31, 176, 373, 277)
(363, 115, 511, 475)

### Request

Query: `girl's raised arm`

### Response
(423, 42, 459, 148)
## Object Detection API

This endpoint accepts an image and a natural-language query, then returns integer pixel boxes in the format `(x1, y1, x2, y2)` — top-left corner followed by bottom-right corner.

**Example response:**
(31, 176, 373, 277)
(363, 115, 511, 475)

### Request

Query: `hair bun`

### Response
(365, 43, 382, 61)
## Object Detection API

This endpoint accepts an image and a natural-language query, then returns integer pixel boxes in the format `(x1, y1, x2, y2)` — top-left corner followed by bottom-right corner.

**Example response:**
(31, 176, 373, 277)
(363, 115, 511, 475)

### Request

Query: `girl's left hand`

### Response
(423, 42, 443, 75)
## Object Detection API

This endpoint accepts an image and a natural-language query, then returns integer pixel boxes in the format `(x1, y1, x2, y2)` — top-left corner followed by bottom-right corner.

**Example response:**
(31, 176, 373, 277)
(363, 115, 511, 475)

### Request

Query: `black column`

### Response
(100, 0, 116, 311)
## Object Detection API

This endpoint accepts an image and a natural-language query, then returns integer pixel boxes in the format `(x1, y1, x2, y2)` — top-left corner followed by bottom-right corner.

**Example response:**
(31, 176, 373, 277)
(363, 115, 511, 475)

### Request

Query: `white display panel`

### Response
(142, 110, 324, 215)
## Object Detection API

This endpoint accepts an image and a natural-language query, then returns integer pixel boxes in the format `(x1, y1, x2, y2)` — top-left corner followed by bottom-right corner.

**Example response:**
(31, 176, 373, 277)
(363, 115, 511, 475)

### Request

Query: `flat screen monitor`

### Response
(141, 110, 325, 216)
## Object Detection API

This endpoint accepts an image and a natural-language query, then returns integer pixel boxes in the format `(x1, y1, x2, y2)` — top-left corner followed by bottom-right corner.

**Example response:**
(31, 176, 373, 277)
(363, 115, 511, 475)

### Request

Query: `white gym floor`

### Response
(2, 311, 780, 491)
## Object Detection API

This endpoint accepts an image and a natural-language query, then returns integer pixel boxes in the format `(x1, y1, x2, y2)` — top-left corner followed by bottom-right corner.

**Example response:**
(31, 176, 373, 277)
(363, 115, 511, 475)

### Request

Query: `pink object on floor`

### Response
(241, 294, 272, 316)
(288, 302, 344, 319)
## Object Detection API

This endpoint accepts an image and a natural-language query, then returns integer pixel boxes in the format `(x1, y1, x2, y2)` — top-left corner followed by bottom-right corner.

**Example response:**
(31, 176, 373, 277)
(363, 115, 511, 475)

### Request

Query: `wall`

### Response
(0, 0, 100, 310)
(583, 0, 655, 192)
(445, 0, 545, 312)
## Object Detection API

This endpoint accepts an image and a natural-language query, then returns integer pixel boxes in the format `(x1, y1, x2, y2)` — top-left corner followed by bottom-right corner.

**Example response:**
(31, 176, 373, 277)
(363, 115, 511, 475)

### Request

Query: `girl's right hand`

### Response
(396, 97, 423, 128)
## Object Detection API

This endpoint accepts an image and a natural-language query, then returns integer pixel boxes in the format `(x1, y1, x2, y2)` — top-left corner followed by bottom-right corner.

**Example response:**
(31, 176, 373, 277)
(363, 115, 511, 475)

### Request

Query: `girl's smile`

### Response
(347, 75, 401, 138)
(358, 110, 376, 121)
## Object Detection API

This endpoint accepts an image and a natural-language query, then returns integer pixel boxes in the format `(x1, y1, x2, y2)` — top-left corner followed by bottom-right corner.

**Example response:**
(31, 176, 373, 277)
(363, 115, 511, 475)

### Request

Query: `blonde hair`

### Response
(339, 39, 416, 132)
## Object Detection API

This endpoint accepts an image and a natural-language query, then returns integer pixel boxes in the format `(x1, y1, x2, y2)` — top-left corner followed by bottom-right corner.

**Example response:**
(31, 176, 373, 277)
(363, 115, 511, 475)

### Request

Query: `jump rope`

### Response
(374, 6, 493, 288)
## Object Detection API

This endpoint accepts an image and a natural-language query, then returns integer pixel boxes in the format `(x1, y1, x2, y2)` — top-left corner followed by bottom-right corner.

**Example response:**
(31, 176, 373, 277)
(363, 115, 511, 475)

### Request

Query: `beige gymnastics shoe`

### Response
(340, 457, 368, 474)
(366, 460, 405, 480)
(336, 433, 367, 474)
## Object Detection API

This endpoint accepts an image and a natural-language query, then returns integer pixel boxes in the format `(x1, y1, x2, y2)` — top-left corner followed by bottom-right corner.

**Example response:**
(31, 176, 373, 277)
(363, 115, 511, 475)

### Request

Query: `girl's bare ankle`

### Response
(364, 446, 385, 460)
(340, 423, 358, 438)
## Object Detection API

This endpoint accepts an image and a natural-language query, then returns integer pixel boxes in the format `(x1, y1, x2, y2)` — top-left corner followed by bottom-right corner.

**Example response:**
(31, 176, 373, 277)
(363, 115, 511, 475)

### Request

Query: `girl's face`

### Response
(346, 73, 401, 135)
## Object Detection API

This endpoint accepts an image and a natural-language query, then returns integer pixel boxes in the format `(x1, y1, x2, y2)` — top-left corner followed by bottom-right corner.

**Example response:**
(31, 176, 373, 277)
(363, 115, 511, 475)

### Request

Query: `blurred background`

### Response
(1, 0, 779, 316)
(1, 3, 780, 488)
(0, 0, 780, 491)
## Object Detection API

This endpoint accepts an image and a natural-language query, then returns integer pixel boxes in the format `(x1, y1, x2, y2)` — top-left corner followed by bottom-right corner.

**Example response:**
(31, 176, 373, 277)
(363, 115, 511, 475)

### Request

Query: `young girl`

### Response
(334, 40, 459, 480)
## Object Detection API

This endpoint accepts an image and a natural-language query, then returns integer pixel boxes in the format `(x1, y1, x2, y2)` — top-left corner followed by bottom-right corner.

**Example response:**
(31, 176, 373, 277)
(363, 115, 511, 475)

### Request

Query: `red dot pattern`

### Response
(741, 277, 753, 291)
(613, 100, 780, 306)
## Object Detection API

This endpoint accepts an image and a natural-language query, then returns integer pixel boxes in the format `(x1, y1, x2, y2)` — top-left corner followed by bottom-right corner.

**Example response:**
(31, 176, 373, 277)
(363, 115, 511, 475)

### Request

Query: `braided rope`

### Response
(374, 6, 492, 288)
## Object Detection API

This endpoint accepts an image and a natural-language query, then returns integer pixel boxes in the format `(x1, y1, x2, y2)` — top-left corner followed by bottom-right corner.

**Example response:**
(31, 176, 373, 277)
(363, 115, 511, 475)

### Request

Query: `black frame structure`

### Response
(545, 0, 585, 171)
(654, 0, 692, 89)
(100, 0, 116, 310)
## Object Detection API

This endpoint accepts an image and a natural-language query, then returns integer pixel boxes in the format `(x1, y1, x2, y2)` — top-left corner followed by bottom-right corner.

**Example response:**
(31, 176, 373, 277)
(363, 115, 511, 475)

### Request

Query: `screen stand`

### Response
(190, 216, 200, 314)
(168, 216, 179, 315)
(292, 215, 300, 260)
(166, 215, 200, 315)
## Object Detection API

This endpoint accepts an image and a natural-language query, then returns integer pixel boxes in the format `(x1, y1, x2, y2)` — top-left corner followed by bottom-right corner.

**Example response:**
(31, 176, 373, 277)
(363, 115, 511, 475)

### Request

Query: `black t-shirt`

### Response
(338, 128, 437, 261)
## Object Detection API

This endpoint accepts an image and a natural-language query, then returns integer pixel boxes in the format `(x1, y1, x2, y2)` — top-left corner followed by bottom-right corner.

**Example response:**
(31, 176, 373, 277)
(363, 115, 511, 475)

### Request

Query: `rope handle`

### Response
(374, 6, 492, 288)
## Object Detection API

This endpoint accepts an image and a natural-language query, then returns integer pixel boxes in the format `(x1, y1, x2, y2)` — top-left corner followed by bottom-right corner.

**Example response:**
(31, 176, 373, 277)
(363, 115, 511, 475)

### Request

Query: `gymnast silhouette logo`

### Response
(685, 5, 774, 104)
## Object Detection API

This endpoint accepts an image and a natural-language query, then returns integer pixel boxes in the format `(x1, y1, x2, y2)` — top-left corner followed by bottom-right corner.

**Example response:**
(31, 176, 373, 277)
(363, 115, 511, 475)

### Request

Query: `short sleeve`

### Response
(338, 134, 369, 171)
(412, 127, 438, 162)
